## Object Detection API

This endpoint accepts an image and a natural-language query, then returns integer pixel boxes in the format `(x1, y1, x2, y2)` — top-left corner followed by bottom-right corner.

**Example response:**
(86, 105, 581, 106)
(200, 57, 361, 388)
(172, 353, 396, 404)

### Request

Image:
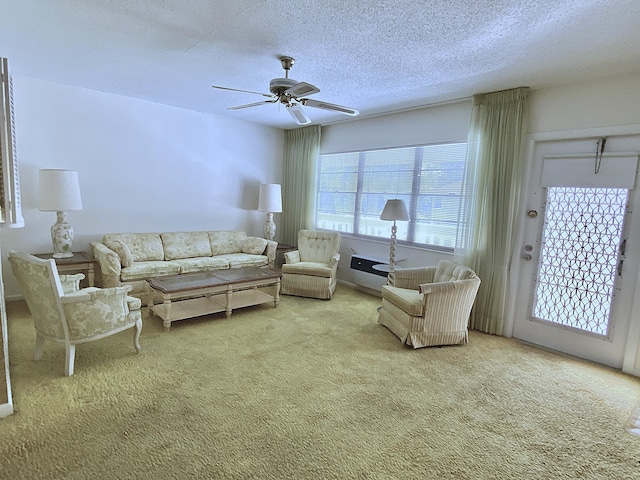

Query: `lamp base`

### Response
(51, 211, 75, 259)
(388, 222, 398, 272)
(263, 212, 276, 241)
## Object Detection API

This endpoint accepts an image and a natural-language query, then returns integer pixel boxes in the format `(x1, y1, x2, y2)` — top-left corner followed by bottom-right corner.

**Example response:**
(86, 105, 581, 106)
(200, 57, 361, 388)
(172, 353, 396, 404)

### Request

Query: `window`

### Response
(316, 142, 467, 250)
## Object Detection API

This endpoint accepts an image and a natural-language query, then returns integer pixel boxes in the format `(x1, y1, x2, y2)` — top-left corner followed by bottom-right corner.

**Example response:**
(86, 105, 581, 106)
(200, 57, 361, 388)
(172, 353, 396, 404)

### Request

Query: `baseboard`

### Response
(337, 279, 382, 298)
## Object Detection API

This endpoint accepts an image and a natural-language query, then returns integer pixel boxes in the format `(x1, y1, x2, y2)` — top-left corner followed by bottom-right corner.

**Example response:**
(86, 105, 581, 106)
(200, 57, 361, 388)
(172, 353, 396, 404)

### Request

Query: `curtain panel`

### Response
(456, 87, 530, 335)
(281, 125, 321, 246)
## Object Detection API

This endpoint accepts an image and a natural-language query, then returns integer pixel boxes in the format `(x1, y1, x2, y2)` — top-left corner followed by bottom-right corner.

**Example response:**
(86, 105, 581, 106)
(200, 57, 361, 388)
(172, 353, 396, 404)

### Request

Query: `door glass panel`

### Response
(532, 187, 628, 336)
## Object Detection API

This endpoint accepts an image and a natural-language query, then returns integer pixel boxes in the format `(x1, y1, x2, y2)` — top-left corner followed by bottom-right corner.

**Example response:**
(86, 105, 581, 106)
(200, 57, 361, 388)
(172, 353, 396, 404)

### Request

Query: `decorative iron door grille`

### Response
(532, 187, 628, 336)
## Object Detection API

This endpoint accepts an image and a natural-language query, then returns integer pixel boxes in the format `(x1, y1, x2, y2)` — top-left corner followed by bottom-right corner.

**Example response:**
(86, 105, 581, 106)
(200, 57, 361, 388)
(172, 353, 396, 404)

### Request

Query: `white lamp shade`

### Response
(39, 169, 83, 211)
(380, 199, 409, 221)
(258, 184, 282, 213)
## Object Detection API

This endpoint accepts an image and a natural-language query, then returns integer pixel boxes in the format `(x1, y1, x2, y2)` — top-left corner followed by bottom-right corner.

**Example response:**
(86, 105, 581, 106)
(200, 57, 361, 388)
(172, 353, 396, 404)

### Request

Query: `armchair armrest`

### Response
(284, 250, 300, 264)
(329, 253, 341, 269)
(59, 273, 85, 294)
(91, 241, 122, 288)
(389, 266, 436, 289)
(61, 285, 133, 304)
(419, 281, 456, 295)
(61, 285, 135, 337)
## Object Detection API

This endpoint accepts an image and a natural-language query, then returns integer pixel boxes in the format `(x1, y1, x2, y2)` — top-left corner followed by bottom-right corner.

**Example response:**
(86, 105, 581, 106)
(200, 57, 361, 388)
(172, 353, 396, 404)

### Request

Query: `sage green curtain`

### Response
(280, 125, 321, 246)
(455, 87, 530, 335)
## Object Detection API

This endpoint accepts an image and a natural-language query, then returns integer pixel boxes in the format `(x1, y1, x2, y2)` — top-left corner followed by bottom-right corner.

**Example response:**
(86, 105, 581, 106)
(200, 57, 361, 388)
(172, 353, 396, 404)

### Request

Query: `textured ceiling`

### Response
(1, 0, 639, 129)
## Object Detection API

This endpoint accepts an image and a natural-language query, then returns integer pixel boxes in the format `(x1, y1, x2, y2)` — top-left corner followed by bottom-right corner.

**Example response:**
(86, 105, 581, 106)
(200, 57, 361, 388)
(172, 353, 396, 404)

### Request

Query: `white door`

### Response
(512, 133, 640, 368)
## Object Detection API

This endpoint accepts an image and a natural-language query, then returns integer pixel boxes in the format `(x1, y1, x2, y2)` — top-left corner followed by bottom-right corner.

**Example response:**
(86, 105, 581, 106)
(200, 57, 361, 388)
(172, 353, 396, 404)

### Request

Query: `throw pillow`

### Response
(110, 240, 134, 267)
(242, 237, 268, 255)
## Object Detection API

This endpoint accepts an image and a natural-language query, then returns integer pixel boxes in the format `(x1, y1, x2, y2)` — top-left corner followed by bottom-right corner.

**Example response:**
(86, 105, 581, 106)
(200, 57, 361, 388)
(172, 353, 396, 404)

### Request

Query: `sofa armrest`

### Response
(329, 253, 341, 269)
(90, 241, 122, 288)
(284, 250, 300, 264)
(265, 240, 277, 264)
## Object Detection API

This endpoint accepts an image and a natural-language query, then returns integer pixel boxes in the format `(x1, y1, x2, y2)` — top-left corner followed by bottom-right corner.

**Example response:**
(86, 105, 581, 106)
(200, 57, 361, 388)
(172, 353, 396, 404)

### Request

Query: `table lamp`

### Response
(39, 169, 83, 258)
(380, 199, 409, 272)
(258, 183, 282, 241)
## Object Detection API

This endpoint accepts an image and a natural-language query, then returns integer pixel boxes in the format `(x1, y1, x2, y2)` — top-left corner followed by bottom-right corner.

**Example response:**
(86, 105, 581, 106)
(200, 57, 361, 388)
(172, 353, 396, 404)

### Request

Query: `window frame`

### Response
(315, 141, 467, 252)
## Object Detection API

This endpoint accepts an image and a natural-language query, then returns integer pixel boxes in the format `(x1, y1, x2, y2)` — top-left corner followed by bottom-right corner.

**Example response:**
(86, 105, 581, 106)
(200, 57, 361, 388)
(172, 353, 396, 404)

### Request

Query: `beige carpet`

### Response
(1, 286, 640, 479)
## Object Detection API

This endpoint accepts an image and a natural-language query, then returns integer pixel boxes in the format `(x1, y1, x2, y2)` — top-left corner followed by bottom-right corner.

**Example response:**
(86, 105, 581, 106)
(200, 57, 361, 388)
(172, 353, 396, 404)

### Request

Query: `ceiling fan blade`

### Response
(301, 98, 359, 116)
(285, 82, 320, 98)
(212, 85, 273, 98)
(228, 100, 277, 110)
(286, 103, 311, 125)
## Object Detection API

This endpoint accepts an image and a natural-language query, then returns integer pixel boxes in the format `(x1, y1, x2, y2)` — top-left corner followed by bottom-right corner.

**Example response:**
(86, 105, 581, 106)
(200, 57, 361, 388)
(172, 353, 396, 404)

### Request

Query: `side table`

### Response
(33, 252, 96, 287)
(275, 243, 297, 269)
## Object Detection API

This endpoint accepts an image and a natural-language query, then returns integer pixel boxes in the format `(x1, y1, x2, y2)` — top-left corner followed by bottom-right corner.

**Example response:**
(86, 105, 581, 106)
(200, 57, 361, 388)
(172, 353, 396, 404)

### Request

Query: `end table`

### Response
(275, 244, 297, 269)
(33, 252, 96, 287)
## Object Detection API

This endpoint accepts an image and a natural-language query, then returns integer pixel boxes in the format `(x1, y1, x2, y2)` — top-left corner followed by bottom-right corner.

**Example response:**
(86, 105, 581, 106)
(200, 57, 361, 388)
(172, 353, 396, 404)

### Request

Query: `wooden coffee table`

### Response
(147, 267, 281, 330)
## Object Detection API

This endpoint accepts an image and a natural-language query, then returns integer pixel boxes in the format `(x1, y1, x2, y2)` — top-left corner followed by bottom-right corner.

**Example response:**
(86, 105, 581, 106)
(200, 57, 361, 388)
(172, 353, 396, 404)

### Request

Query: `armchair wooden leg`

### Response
(133, 319, 142, 353)
(65, 344, 76, 377)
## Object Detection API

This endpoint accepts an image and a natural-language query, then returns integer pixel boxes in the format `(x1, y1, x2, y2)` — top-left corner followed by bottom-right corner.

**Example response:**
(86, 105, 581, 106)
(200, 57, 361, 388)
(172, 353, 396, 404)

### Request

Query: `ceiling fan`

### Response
(212, 56, 359, 125)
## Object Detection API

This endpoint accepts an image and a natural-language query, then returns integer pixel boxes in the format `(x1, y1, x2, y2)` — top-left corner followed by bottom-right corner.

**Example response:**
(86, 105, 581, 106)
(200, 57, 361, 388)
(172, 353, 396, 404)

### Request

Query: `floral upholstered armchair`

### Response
(378, 260, 480, 348)
(281, 230, 342, 300)
(8, 251, 142, 376)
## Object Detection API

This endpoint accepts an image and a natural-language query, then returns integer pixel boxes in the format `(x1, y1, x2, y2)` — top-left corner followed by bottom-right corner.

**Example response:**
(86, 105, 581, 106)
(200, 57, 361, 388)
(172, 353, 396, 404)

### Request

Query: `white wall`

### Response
(320, 100, 473, 290)
(1, 76, 284, 298)
(529, 72, 640, 134)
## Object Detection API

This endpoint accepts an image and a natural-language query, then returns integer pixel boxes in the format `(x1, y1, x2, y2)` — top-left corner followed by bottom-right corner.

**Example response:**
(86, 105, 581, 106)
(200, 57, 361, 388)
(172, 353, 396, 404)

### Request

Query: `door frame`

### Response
(506, 124, 640, 376)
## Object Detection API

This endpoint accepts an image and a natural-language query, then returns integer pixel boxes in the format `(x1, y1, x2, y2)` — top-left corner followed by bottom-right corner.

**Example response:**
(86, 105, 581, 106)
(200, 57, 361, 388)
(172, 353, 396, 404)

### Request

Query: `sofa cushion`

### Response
(104, 233, 165, 262)
(173, 256, 229, 274)
(242, 237, 268, 255)
(161, 232, 212, 260)
(221, 253, 269, 268)
(209, 231, 248, 255)
(281, 261, 333, 278)
(109, 240, 134, 267)
(120, 261, 181, 282)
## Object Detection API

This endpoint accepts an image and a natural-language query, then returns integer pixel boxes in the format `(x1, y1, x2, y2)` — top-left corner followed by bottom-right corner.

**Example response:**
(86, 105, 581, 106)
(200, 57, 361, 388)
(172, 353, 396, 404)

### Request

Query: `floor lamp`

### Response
(380, 199, 409, 272)
(39, 169, 83, 258)
(258, 184, 282, 241)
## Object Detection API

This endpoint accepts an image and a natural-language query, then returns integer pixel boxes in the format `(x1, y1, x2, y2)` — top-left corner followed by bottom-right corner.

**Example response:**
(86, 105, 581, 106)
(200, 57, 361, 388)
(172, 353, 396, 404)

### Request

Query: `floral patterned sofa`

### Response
(90, 231, 276, 296)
